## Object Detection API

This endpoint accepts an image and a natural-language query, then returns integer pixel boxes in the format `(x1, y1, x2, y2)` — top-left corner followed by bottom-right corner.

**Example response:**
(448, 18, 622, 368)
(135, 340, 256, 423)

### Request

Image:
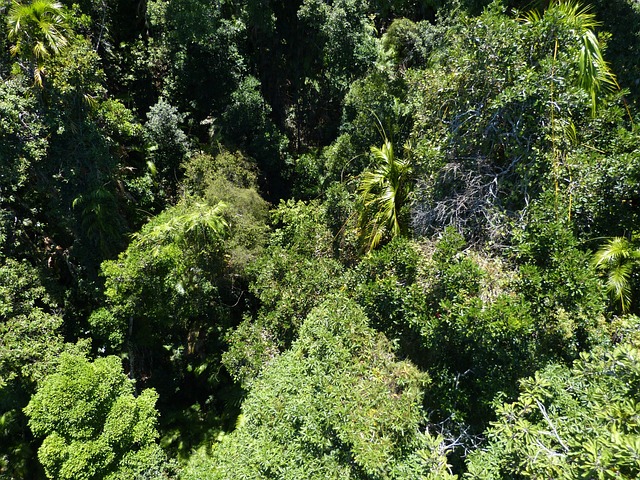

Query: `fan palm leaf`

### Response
(6, 0, 70, 85)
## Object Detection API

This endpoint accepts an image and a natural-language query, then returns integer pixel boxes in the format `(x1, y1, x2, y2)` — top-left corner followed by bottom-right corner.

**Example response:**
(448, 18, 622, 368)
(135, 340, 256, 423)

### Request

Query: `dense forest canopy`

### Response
(1, 0, 640, 478)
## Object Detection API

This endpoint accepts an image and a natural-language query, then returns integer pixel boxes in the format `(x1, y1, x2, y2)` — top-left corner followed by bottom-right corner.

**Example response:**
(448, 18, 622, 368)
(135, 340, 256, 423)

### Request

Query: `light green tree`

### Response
(185, 295, 456, 479)
(24, 353, 169, 480)
(465, 316, 640, 479)
(0, 257, 88, 479)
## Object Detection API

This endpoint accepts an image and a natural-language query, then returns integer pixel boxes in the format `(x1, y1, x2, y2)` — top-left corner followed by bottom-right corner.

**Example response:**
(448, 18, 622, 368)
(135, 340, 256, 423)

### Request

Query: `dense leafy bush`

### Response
(25, 354, 170, 480)
(186, 295, 455, 479)
(466, 316, 640, 479)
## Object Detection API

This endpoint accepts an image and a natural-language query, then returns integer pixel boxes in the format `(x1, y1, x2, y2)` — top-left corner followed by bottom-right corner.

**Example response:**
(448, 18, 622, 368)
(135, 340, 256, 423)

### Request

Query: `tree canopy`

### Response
(2, 0, 640, 478)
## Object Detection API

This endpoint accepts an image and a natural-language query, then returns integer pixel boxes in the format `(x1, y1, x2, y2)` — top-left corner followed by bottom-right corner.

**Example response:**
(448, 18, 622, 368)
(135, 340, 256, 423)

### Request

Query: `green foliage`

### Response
(407, 0, 623, 240)
(335, 70, 412, 179)
(0, 77, 47, 188)
(24, 353, 170, 480)
(96, 99, 145, 147)
(348, 236, 423, 345)
(587, 0, 640, 104)
(225, 249, 344, 384)
(0, 258, 63, 387)
(224, 200, 344, 386)
(0, 258, 88, 479)
(348, 227, 606, 435)
(182, 150, 270, 272)
(221, 75, 285, 179)
(95, 199, 228, 354)
(145, 0, 247, 117)
(298, 0, 378, 92)
(6, 0, 71, 85)
(465, 316, 640, 479)
(14, 32, 137, 275)
(2, 0, 640, 476)
(221, 314, 281, 389)
(285, 0, 378, 148)
(133, 201, 227, 253)
(288, 149, 330, 198)
(94, 147, 270, 453)
(408, 230, 537, 426)
(0, 77, 48, 256)
(144, 98, 190, 196)
(322, 181, 360, 263)
(93, 197, 240, 456)
(513, 217, 608, 356)
(381, 18, 434, 70)
(72, 186, 124, 258)
(358, 138, 414, 251)
(269, 198, 335, 258)
(523, 0, 618, 116)
(186, 295, 455, 479)
(408, 4, 541, 238)
(45, 35, 106, 112)
(564, 122, 640, 239)
(594, 236, 640, 314)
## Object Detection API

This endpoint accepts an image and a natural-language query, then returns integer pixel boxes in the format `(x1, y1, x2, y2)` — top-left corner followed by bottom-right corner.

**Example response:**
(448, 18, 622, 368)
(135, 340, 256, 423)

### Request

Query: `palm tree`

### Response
(524, 1, 618, 220)
(523, 0, 618, 116)
(357, 137, 413, 252)
(6, 0, 70, 86)
(133, 201, 228, 256)
(593, 236, 640, 314)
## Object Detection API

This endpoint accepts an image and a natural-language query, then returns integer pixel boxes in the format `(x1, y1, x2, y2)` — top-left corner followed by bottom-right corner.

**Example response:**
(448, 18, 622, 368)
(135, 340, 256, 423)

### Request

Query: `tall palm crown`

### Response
(133, 201, 228, 256)
(6, 0, 70, 85)
(524, 0, 618, 116)
(358, 139, 413, 252)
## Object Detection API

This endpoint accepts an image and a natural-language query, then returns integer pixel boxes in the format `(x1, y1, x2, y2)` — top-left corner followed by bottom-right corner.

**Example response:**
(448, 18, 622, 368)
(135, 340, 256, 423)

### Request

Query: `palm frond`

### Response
(33, 40, 47, 60)
(607, 262, 634, 314)
(578, 30, 617, 115)
(33, 66, 43, 86)
(593, 237, 634, 268)
(554, 0, 599, 30)
(135, 202, 228, 255)
(594, 237, 640, 313)
(7, 0, 70, 84)
(358, 138, 413, 252)
(520, 6, 542, 24)
(523, 0, 618, 116)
